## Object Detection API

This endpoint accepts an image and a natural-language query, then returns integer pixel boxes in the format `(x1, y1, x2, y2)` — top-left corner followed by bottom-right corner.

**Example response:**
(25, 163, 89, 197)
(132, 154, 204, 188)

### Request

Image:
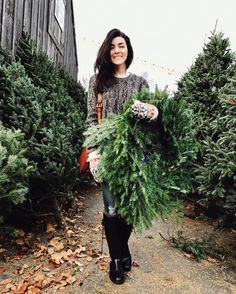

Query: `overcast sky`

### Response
(73, 0, 236, 92)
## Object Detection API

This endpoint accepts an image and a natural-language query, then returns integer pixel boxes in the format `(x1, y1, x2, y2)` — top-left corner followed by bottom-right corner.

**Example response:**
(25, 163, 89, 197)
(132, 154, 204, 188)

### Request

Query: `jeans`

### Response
(102, 183, 118, 216)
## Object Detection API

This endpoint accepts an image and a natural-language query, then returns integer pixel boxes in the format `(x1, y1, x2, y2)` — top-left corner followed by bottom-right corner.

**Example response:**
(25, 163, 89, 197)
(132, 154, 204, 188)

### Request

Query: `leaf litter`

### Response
(0, 191, 108, 293)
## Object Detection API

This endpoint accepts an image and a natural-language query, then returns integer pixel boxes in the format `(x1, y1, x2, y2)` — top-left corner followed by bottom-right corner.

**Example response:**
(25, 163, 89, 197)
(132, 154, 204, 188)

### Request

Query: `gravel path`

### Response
(71, 186, 236, 294)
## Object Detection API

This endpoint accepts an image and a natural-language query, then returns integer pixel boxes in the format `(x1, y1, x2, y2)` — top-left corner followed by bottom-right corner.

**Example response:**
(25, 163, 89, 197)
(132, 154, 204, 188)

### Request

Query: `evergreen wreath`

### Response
(84, 89, 198, 230)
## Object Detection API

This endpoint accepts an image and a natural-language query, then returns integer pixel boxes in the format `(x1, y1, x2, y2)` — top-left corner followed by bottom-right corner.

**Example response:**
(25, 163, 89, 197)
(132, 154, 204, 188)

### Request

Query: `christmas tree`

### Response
(175, 32, 236, 223)
(0, 34, 87, 222)
(0, 124, 33, 219)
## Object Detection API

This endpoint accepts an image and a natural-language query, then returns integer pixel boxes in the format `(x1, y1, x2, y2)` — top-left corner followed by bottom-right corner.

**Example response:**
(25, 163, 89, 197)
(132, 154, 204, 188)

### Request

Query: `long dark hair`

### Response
(94, 29, 134, 94)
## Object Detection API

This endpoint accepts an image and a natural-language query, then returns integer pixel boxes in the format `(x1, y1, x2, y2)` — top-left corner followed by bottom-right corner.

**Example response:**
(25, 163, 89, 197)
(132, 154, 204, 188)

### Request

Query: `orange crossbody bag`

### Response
(79, 94, 102, 173)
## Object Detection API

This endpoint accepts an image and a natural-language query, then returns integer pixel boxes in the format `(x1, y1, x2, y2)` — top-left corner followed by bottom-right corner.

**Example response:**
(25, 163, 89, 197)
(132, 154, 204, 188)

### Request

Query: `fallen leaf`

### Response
(19, 263, 29, 274)
(33, 264, 42, 272)
(42, 267, 51, 272)
(46, 223, 56, 233)
(50, 252, 65, 264)
(15, 238, 25, 246)
(34, 248, 46, 258)
(65, 217, 77, 224)
(75, 261, 83, 267)
(97, 254, 109, 260)
(66, 229, 75, 237)
(49, 237, 64, 251)
(48, 247, 55, 255)
(67, 249, 73, 255)
(49, 260, 59, 269)
(50, 250, 70, 264)
(74, 246, 86, 255)
(17, 229, 25, 237)
(0, 278, 12, 286)
(54, 280, 67, 289)
(77, 253, 87, 258)
(61, 271, 71, 278)
(183, 253, 192, 259)
(66, 275, 77, 285)
(57, 271, 77, 285)
(68, 239, 77, 246)
(0, 248, 6, 253)
(0, 266, 6, 273)
(5, 283, 16, 290)
(98, 261, 109, 270)
(87, 248, 100, 257)
(27, 286, 41, 294)
(9, 255, 21, 261)
(145, 235, 154, 239)
(86, 256, 93, 262)
(76, 202, 86, 210)
(16, 281, 29, 293)
(132, 260, 140, 267)
(34, 272, 46, 282)
(207, 256, 216, 263)
(91, 225, 101, 232)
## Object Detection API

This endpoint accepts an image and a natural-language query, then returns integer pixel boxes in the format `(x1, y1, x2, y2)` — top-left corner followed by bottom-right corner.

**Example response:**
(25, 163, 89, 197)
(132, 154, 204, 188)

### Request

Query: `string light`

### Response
(79, 36, 184, 76)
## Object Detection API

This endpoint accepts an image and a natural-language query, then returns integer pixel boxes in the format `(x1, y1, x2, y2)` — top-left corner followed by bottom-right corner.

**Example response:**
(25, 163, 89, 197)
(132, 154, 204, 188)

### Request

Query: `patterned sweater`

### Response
(86, 73, 149, 127)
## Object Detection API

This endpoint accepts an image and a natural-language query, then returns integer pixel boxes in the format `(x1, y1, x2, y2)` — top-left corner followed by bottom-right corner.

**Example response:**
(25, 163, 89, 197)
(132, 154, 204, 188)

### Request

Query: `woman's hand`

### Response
(131, 100, 158, 121)
(87, 150, 103, 183)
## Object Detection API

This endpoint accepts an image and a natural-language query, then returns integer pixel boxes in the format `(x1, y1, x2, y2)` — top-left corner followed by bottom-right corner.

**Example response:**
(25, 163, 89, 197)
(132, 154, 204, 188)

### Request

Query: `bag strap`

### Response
(97, 93, 102, 126)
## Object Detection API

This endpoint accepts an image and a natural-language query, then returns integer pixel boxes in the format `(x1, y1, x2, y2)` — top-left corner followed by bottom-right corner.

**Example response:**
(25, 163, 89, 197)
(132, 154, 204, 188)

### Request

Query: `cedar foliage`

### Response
(84, 89, 198, 229)
(175, 32, 236, 223)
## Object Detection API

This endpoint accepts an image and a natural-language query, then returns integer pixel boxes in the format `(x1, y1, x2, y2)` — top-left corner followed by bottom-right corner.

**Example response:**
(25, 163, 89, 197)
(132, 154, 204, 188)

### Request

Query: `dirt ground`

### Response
(0, 185, 235, 294)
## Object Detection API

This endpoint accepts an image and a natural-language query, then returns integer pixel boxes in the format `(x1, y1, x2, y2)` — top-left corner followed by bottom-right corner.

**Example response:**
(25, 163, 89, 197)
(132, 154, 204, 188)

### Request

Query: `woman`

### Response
(86, 28, 157, 284)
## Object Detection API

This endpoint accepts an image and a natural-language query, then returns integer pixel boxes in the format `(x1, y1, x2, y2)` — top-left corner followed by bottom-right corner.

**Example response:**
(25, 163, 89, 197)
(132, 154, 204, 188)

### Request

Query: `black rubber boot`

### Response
(109, 259, 124, 284)
(103, 214, 125, 284)
(118, 216, 133, 271)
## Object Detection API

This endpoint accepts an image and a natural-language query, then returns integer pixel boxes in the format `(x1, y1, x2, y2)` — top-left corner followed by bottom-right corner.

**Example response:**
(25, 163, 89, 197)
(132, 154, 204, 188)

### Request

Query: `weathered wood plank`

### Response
(41, 0, 49, 52)
(48, 0, 63, 54)
(42, 0, 48, 52)
(12, 0, 24, 52)
(23, 0, 32, 34)
(63, 0, 77, 79)
(0, 0, 4, 43)
(0, 0, 78, 79)
(36, 0, 43, 48)
(1, 0, 15, 50)
(30, 0, 39, 42)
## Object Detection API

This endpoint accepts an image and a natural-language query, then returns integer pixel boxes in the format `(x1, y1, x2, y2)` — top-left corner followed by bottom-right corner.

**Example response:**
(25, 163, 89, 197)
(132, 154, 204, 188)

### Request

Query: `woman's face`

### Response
(110, 36, 128, 67)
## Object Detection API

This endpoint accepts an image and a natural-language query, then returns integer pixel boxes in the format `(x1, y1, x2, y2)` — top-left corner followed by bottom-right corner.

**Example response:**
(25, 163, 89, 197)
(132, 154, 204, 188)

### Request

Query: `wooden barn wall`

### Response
(0, 0, 78, 80)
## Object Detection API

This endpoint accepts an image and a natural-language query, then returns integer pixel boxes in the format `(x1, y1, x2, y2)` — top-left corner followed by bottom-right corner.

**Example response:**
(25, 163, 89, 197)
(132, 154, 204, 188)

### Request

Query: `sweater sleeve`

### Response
(86, 75, 97, 128)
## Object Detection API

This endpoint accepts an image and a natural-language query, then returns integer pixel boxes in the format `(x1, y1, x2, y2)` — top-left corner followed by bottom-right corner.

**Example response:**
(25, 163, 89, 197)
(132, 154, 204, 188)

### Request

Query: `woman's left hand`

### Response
(131, 100, 159, 121)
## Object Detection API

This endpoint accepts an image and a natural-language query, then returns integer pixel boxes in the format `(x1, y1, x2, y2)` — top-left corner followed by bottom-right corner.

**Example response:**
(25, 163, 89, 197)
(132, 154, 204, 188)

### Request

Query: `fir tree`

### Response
(0, 124, 33, 219)
(0, 34, 87, 219)
(177, 32, 235, 140)
(175, 32, 236, 224)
